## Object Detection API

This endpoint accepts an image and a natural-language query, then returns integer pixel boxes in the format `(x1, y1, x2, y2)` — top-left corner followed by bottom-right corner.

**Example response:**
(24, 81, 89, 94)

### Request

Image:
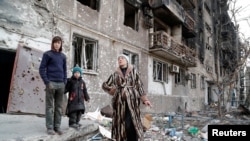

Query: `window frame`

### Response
(77, 0, 100, 11)
(200, 75, 205, 89)
(190, 73, 196, 89)
(175, 68, 185, 85)
(153, 60, 168, 83)
(72, 33, 99, 73)
(124, 1, 139, 31)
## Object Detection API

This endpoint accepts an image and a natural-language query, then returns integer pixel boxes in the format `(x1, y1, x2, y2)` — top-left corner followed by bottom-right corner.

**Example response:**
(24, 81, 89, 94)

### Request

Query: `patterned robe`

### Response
(102, 65, 148, 141)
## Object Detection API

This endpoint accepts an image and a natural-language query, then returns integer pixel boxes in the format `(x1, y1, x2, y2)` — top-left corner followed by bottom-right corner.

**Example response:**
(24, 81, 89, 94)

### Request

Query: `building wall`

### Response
(0, 0, 230, 114)
(0, 0, 152, 113)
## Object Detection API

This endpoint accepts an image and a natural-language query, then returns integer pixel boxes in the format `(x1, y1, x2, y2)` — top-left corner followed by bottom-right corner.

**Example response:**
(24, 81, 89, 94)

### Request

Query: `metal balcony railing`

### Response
(181, 0, 196, 10)
(221, 41, 232, 51)
(149, 0, 185, 23)
(150, 31, 196, 66)
(184, 11, 195, 32)
(183, 44, 196, 63)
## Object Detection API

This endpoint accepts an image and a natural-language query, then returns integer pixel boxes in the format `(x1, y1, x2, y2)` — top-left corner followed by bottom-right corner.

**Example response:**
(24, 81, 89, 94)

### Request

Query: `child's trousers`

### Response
(68, 111, 82, 125)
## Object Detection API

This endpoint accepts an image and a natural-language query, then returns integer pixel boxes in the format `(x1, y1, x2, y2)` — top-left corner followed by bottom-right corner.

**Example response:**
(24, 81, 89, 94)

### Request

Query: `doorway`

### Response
(207, 86, 212, 105)
(0, 49, 16, 113)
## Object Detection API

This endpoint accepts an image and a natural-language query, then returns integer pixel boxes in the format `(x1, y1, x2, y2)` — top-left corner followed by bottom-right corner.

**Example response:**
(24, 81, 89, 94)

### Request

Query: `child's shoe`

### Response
(77, 123, 82, 127)
(69, 124, 79, 130)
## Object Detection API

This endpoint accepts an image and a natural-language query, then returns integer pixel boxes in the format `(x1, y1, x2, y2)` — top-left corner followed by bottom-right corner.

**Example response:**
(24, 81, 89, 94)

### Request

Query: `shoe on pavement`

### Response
(69, 124, 79, 129)
(54, 128, 63, 135)
(47, 129, 56, 135)
(77, 123, 82, 127)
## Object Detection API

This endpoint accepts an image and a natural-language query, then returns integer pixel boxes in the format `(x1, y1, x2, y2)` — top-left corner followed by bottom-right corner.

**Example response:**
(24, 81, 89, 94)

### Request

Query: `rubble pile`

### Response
(83, 105, 250, 141)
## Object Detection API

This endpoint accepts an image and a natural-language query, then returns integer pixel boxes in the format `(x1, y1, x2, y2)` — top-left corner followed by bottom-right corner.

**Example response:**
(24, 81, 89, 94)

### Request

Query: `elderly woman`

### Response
(102, 54, 152, 141)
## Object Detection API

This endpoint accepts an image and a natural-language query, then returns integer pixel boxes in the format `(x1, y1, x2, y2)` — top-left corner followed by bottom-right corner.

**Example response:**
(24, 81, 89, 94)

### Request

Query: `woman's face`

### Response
(118, 56, 127, 67)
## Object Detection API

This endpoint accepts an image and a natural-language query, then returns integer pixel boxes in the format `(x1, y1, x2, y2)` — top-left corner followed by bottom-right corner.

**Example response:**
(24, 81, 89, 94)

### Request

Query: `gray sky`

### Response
(231, 0, 250, 40)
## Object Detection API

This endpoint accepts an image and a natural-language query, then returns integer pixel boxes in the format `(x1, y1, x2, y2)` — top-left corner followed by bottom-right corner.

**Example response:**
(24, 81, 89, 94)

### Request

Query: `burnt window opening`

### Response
(142, 5, 153, 29)
(199, 30, 203, 43)
(190, 73, 196, 89)
(206, 65, 213, 73)
(72, 34, 98, 72)
(204, 2, 211, 15)
(206, 43, 212, 51)
(205, 22, 212, 33)
(77, 0, 100, 11)
(123, 50, 139, 71)
(124, 1, 139, 31)
(175, 68, 185, 85)
(200, 75, 205, 89)
(198, 8, 202, 17)
(153, 60, 168, 83)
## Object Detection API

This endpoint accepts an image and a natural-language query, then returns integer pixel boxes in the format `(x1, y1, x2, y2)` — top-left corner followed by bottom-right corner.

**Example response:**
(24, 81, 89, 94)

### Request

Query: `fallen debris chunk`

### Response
(91, 133, 102, 140)
(99, 125, 112, 140)
(100, 105, 113, 118)
(143, 114, 153, 130)
(238, 104, 250, 115)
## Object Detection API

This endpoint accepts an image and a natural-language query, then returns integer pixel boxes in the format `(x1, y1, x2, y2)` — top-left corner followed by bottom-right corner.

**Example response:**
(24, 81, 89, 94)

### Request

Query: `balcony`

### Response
(149, 31, 196, 67)
(149, 0, 184, 25)
(126, 0, 142, 8)
(221, 41, 232, 52)
(183, 11, 196, 37)
(180, 0, 196, 9)
(221, 24, 234, 40)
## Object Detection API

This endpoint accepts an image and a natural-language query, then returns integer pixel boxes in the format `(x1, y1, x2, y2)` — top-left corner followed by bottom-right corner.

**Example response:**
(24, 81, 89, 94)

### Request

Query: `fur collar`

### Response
(116, 64, 133, 79)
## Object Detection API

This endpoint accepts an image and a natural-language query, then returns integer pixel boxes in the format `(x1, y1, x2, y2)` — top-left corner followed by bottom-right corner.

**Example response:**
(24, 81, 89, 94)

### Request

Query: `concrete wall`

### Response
(0, 0, 213, 114)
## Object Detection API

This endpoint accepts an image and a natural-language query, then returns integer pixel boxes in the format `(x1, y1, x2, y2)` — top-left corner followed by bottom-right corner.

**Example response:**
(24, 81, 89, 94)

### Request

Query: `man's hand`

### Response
(46, 82, 54, 89)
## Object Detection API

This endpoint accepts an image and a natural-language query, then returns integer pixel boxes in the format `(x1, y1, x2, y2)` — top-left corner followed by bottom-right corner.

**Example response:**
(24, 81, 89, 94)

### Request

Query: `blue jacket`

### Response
(39, 50, 67, 85)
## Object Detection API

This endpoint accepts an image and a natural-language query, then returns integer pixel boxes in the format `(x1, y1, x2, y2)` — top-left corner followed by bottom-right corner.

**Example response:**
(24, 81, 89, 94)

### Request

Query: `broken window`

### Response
(206, 43, 212, 51)
(72, 34, 98, 72)
(142, 5, 153, 29)
(205, 22, 212, 33)
(190, 73, 196, 88)
(198, 8, 202, 17)
(199, 30, 203, 43)
(206, 65, 213, 73)
(204, 2, 211, 15)
(153, 60, 168, 83)
(124, 1, 139, 31)
(77, 0, 100, 11)
(175, 68, 185, 85)
(200, 75, 205, 89)
(123, 50, 139, 71)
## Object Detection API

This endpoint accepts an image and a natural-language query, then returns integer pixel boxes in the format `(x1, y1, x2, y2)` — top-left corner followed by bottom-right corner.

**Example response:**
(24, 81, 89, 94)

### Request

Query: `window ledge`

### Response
(84, 70, 99, 75)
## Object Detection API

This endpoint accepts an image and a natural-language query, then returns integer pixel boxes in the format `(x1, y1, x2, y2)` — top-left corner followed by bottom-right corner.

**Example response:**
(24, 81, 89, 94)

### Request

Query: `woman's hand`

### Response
(109, 87, 116, 96)
(144, 100, 153, 108)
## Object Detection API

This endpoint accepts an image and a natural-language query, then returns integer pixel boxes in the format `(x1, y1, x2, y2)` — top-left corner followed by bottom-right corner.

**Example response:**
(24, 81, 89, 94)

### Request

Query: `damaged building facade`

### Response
(0, 0, 240, 114)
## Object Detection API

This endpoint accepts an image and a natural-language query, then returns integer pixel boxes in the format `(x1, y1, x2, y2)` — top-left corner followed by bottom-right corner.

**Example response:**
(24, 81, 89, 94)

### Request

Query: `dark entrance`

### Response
(0, 49, 16, 113)
(208, 86, 212, 105)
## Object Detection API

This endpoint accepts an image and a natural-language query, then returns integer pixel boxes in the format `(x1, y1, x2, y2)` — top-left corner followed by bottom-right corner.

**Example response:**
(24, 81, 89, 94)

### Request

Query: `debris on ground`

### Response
(83, 104, 250, 141)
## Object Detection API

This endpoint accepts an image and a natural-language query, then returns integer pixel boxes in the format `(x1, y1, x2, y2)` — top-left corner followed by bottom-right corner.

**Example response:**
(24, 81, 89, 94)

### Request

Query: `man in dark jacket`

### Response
(39, 36, 67, 135)
(64, 65, 90, 129)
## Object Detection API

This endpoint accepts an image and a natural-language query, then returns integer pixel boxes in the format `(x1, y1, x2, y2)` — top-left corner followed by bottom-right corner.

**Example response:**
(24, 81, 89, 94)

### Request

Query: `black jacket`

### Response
(64, 76, 90, 115)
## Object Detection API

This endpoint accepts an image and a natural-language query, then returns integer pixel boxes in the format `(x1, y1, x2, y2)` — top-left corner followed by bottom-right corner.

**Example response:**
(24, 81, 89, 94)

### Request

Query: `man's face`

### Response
(118, 56, 127, 67)
(53, 41, 61, 51)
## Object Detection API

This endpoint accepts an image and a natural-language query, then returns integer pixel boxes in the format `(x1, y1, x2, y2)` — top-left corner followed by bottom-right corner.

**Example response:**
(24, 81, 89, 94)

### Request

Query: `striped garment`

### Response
(102, 65, 149, 141)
